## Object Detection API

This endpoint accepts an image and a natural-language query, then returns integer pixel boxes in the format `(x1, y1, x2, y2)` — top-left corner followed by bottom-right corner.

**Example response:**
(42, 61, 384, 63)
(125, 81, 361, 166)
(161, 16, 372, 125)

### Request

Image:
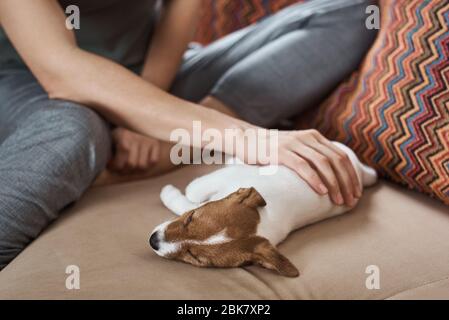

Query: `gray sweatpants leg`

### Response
(171, 0, 377, 127)
(0, 71, 111, 269)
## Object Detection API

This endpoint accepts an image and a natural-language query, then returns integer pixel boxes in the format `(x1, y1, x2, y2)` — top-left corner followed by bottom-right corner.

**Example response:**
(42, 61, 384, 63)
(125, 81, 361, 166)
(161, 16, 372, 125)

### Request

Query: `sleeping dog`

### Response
(149, 142, 377, 277)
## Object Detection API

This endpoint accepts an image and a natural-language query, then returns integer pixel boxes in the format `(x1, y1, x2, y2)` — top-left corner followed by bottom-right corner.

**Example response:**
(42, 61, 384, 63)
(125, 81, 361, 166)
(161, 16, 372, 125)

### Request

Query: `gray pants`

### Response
(0, 0, 376, 269)
(173, 0, 377, 127)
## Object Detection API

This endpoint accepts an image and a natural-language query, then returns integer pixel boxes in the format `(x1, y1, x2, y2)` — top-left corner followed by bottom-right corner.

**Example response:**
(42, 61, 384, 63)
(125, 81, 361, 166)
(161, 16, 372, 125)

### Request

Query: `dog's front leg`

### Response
(160, 185, 199, 216)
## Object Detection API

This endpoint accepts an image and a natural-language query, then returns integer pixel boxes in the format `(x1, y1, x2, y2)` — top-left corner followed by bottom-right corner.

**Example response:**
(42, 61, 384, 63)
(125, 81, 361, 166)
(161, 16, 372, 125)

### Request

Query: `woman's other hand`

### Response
(109, 127, 161, 174)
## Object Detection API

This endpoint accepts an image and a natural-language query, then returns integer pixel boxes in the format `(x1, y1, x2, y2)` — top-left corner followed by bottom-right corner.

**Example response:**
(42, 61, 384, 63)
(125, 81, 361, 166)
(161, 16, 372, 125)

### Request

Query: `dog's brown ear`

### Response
(251, 237, 299, 278)
(236, 187, 267, 208)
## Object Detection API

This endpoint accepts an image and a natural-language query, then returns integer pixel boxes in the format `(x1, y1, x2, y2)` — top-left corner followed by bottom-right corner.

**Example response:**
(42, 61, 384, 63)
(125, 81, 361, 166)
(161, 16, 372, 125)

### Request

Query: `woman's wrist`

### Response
(190, 107, 257, 157)
(197, 96, 263, 160)
(220, 118, 261, 159)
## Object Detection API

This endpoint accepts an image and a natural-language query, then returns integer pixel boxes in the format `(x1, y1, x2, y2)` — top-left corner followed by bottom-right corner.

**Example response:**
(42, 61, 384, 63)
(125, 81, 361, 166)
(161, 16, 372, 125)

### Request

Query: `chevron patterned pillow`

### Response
(298, 0, 449, 205)
(194, 0, 304, 44)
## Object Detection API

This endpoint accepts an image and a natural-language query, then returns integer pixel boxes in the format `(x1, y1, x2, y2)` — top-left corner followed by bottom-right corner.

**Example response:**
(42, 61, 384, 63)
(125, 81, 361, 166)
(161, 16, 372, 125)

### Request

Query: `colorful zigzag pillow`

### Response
(194, 0, 304, 44)
(298, 0, 449, 205)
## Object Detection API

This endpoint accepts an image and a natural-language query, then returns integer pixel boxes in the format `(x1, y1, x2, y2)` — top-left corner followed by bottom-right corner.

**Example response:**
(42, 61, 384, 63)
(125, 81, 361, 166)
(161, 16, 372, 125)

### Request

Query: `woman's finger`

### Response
(303, 140, 356, 206)
(291, 143, 344, 205)
(312, 133, 362, 198)
(125, 141, 139, 172)
(110, 147, 128, 172)
(138, 143, 151, 171)
(149, 140, 160, 164)
(281, 150, 329, 196)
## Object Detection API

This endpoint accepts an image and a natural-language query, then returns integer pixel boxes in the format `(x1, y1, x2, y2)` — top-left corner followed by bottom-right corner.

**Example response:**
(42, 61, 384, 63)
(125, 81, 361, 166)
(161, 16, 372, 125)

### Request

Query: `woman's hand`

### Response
(0, 1, 362, 204)
(277, 130, 362, 207)
(109, 127, 160, 174)
(234, 128, 362, 207)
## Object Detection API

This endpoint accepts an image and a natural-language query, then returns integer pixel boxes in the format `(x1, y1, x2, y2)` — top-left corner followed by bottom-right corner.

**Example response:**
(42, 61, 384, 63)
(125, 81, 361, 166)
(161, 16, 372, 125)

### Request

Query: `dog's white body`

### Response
(160, 142, 377, 246)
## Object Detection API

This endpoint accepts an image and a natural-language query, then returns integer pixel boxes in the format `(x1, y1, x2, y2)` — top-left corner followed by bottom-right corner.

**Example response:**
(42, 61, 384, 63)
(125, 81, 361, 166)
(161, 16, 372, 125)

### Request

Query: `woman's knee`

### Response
(29, 100, 112, 178)
(0, 101, 112, 269)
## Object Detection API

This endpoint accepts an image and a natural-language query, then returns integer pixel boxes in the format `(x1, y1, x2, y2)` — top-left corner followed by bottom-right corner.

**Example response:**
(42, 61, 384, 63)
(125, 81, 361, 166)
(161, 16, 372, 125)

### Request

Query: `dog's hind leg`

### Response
(160, 185, 198, 216)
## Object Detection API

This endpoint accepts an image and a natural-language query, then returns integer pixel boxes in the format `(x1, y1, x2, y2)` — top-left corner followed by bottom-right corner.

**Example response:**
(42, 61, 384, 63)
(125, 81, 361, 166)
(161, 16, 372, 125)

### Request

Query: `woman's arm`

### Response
(0, 0, 362, 205)
(107, 0, 202, 175)
(0, 0, 242, 144)
(141, 0, 201, 90)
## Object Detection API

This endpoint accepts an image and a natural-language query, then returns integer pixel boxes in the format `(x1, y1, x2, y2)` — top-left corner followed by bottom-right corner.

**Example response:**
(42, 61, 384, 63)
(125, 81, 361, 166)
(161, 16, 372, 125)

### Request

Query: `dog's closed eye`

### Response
(184, 211, 194, 227)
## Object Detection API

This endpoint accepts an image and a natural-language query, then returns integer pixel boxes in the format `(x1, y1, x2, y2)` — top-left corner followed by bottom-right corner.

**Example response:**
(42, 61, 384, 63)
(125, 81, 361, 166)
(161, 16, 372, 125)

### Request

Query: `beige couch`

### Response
(0, 165, 448, 300)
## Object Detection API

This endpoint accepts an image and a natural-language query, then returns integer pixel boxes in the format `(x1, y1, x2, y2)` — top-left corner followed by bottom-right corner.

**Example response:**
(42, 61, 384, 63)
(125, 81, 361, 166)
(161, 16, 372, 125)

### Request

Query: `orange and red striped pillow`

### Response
(298, 0, 449, 205)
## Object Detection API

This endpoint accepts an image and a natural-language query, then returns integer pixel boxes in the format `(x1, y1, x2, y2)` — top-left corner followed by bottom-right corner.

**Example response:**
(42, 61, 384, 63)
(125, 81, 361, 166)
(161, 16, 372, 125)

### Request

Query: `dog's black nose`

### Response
(149, 232, 160, 251)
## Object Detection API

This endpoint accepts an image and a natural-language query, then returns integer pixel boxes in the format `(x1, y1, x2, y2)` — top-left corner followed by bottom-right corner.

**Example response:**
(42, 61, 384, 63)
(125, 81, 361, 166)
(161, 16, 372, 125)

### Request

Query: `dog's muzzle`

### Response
(149, 231, 160, 251)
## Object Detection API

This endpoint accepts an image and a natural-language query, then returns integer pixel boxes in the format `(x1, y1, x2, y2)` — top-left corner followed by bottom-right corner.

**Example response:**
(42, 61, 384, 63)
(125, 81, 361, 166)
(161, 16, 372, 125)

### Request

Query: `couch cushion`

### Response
(194, 0, 304, 44)
(387, 278, 449, 300)
(297, 0, 449, 206)
(0, 166, 449, 299)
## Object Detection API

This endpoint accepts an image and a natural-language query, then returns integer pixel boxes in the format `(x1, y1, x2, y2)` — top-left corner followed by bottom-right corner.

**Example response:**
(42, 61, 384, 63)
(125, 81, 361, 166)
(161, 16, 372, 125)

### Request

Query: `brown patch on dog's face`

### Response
(175, 236, 299, 278)
(150, 188, 299, 277)
(165, 187, 265, 242)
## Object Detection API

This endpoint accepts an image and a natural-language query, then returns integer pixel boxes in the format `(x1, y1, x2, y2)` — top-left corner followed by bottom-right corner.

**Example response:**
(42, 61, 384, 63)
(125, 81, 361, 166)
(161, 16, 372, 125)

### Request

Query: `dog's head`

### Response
(149, 187, 299, 277)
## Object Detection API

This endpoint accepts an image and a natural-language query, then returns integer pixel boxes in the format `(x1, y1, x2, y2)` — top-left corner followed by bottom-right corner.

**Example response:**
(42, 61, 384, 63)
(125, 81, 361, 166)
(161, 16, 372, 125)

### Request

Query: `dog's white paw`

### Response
(160, 184, 197, 216)
(185, 179, 218, 204)
(160, 185, 181, 204)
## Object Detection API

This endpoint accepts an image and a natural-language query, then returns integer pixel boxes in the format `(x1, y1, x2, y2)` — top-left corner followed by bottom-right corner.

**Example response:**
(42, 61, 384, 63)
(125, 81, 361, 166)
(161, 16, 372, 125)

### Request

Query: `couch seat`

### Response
(0, 166, 448, 299)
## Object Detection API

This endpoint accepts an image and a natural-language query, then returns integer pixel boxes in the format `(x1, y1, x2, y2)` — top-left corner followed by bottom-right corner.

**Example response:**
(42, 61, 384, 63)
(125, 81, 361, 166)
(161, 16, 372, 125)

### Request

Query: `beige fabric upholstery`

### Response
(0, 165, 448, 299)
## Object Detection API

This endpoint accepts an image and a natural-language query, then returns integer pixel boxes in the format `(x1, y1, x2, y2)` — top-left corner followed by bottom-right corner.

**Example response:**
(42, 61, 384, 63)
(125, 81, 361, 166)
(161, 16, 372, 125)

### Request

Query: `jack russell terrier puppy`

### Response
(149, 142, 377, 277)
